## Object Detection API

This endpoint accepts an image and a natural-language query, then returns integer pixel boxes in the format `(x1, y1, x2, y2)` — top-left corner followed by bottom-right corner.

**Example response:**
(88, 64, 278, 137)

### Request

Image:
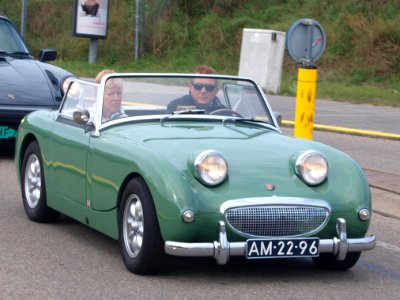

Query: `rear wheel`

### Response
(119, 177, 165, 275)
(21, 141, 59, 222)
(312, 252, 361, 270)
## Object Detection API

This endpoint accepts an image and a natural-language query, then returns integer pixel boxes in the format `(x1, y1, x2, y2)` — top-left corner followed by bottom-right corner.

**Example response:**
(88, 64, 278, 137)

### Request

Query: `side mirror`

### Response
(39, 48, 57, 62)
(73, 109, 90, 124)
(274, 111, 282, 125)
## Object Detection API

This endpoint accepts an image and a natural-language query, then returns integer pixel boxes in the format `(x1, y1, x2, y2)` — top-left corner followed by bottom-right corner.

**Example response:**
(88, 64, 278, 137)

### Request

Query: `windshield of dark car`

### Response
(0, 18, 30, 54)
(97, 75, 275, 125)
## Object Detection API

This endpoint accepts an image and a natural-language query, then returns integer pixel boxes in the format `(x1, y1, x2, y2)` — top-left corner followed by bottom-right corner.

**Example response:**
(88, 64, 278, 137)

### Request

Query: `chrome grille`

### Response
(225, 206, 329, 237)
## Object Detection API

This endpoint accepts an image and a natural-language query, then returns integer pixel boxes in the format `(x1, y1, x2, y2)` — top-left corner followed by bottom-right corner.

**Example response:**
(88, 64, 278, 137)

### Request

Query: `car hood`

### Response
(143, 123, 295, 162)
(111, 121, 347, 186)
(0, 57, 57, 106)
(108, 121, 368, 211)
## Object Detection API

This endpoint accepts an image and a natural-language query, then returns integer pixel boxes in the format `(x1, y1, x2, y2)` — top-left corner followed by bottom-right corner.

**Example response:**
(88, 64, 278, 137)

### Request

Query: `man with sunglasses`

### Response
(167, 65, 225, 113)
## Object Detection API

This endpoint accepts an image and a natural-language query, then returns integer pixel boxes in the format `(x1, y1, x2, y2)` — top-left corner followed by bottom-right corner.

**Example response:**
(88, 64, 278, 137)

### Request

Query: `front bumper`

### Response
(165, 218, 376, 265)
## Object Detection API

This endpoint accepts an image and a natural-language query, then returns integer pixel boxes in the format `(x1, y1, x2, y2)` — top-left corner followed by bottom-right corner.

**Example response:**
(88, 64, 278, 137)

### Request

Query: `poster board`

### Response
(72, 0, 109, 38)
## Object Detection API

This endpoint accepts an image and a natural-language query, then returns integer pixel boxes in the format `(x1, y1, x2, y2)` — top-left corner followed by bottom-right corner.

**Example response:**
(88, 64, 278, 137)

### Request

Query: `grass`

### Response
(317, 80, 400, 106)
(280, 71, 400, 107)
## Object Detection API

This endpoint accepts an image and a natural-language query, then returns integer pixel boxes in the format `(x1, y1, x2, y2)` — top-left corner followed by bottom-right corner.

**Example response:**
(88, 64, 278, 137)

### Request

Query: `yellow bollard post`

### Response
(294, 67, 318, 139)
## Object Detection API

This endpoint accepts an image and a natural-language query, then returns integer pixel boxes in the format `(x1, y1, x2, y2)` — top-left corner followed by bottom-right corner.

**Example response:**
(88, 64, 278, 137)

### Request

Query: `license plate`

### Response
(0, 125, 17, 139)
(246, 238, 319, 259)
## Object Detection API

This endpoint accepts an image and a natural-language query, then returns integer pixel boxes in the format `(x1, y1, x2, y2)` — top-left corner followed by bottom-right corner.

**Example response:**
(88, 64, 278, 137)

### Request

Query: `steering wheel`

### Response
(209, 108, 244, 118)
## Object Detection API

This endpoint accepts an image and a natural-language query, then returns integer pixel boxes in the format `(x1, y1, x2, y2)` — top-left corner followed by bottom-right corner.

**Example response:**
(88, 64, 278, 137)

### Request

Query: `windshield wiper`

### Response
(173, 109, 206, 115)
(223, 117, 268, 125)
(160, 109, 206, 124)
(0, 51, 32, 59)
(222, 117, 277, 129)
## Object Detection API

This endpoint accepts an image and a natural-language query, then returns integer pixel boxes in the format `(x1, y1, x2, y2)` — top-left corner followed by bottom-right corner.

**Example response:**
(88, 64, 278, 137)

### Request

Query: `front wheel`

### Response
(312, 252, 361, 270)
(21, 141, 59, 222)
(119, 177, 165, 275)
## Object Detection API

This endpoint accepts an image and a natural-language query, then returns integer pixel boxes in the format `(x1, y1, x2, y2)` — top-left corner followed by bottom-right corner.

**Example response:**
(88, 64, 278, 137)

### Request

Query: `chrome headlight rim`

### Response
(295, 150, 328, 186)
(194, 149, 228, 186)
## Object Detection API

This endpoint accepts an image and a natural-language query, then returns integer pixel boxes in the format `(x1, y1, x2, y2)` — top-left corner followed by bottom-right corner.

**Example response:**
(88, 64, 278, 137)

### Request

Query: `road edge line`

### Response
(281, 120, 400, 140)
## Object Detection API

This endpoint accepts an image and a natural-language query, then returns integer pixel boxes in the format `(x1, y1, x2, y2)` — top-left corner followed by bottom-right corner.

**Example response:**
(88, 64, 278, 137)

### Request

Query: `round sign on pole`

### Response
(286, 18, 326, 66)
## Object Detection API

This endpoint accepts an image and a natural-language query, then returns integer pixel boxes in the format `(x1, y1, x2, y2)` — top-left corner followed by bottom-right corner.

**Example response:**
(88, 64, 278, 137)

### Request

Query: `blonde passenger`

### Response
(95, 70, 127, 122)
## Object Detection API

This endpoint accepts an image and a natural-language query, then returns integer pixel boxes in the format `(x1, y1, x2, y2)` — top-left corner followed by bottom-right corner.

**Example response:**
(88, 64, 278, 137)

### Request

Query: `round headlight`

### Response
(62, 76, 76, 94)
(194, 150, 228, 186)
(295, 150, 328, 186)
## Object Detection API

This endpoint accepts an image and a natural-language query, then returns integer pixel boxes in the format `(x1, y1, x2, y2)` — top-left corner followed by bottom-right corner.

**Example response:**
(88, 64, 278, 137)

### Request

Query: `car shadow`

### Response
(22, 212, 368, 280)
(0, 141, 15, 159)
(162, 255, 362, 280)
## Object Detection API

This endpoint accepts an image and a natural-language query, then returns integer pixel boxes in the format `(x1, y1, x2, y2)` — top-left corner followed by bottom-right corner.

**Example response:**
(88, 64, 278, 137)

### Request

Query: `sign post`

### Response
(72, 0, 109, 64)
(20, 0, 28, 37)
(294, 67, 318, 139)
(286, 19, 326, 139)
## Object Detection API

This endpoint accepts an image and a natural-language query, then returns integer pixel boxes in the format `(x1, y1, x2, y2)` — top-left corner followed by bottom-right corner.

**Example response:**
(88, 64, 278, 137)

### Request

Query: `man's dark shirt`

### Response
(167, 94, 225, 114)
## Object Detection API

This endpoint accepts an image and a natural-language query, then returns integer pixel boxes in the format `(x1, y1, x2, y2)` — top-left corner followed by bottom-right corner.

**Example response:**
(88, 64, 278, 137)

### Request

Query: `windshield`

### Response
(0, 18, 30, 53)
(97, 75, 275, 125)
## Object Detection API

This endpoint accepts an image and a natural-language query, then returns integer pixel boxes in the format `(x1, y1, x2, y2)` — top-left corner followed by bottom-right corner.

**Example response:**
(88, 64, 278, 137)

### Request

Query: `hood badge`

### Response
(8, 94, 16, 100)
(265, 183, 275, 191)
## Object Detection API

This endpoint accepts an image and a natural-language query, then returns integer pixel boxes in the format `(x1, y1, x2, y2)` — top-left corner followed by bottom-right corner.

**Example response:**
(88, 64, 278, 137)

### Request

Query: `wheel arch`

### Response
(115, 167, 193, 242)
(116, 172, 143, 219)
(17, 133, 39, 181)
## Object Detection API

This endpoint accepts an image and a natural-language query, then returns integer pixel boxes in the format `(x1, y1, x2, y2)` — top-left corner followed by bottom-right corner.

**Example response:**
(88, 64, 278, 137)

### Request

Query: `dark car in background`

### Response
(0, 15, 74, 142)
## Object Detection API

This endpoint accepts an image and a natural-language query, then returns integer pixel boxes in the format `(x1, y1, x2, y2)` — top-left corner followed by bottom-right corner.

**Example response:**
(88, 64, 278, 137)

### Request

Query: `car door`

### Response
(48, 81, 97, 207)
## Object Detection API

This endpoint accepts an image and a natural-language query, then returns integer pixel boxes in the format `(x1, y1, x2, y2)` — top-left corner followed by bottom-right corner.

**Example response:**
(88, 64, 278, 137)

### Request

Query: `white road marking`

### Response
(377, 240, 400, 253)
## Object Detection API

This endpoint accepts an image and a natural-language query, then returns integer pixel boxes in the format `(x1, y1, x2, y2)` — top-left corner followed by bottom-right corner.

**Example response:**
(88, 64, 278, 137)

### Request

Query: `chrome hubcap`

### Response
(123, 194, 144, 258)
(24, 154, 41, 208)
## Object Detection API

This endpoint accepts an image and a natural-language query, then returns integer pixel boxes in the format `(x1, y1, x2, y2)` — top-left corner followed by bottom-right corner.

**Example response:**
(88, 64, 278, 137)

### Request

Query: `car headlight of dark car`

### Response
(62, 76, 76, 94)
(194, 150, 228, 186)
(295, 150, 328, 186)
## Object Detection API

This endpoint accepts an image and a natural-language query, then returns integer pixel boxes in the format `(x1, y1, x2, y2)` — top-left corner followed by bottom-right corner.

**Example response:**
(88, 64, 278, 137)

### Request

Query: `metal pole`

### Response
(294, 67, 318, 140)
(21, 0, 28, 37)
(134, 0, 140, 60)
(141, 0, 145, 54)
(89, 38, 98, 64)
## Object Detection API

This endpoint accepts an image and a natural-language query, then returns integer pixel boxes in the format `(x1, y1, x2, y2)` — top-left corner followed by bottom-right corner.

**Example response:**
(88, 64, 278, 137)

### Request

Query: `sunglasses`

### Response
(192, 83, 216, 92)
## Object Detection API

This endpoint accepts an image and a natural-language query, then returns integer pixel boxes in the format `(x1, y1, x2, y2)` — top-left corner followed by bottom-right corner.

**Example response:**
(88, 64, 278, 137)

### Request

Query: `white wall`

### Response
(238, 29, 286, 94)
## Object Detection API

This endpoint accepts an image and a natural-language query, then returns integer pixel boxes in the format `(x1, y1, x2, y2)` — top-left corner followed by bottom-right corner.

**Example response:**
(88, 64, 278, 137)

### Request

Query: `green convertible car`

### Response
(15, 73, 376, 275)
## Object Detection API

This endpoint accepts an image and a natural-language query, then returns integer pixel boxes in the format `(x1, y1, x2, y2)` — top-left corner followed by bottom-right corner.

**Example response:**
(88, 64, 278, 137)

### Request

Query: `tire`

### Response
(312, 252, 361, 270)
(21, 141, 59, 222)
(119, 177, 165, 275)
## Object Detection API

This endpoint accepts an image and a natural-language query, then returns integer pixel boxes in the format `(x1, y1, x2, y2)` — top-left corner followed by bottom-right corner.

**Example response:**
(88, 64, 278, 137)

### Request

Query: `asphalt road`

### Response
(1, 127, 400, 299)
(268, 95, 400, 136)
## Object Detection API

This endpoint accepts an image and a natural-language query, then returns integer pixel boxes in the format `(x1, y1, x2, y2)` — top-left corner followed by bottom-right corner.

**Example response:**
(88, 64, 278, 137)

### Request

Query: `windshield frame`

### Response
(61, 73, 281, 137)
(0, 17, 31, 54)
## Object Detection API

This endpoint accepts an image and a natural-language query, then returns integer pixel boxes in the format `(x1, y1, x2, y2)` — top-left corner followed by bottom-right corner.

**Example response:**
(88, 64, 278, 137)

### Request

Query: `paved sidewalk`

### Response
(366, 170, 400, 220)
(371, 188, 400, 220)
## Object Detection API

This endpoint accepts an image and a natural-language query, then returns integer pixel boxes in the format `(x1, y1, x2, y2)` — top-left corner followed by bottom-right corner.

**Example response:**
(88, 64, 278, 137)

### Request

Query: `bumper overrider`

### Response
(165, 218, 376, 265)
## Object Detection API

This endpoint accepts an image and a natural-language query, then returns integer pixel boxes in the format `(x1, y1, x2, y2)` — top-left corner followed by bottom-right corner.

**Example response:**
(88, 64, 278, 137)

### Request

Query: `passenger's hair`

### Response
(105, 78, 123, 90)
(95, 69, 115, 83)
(95, 69, 122, 90)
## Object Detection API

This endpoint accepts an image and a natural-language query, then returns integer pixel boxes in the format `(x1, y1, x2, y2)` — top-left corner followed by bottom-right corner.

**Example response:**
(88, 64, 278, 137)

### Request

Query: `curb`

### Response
(281, 120, 400, 140)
